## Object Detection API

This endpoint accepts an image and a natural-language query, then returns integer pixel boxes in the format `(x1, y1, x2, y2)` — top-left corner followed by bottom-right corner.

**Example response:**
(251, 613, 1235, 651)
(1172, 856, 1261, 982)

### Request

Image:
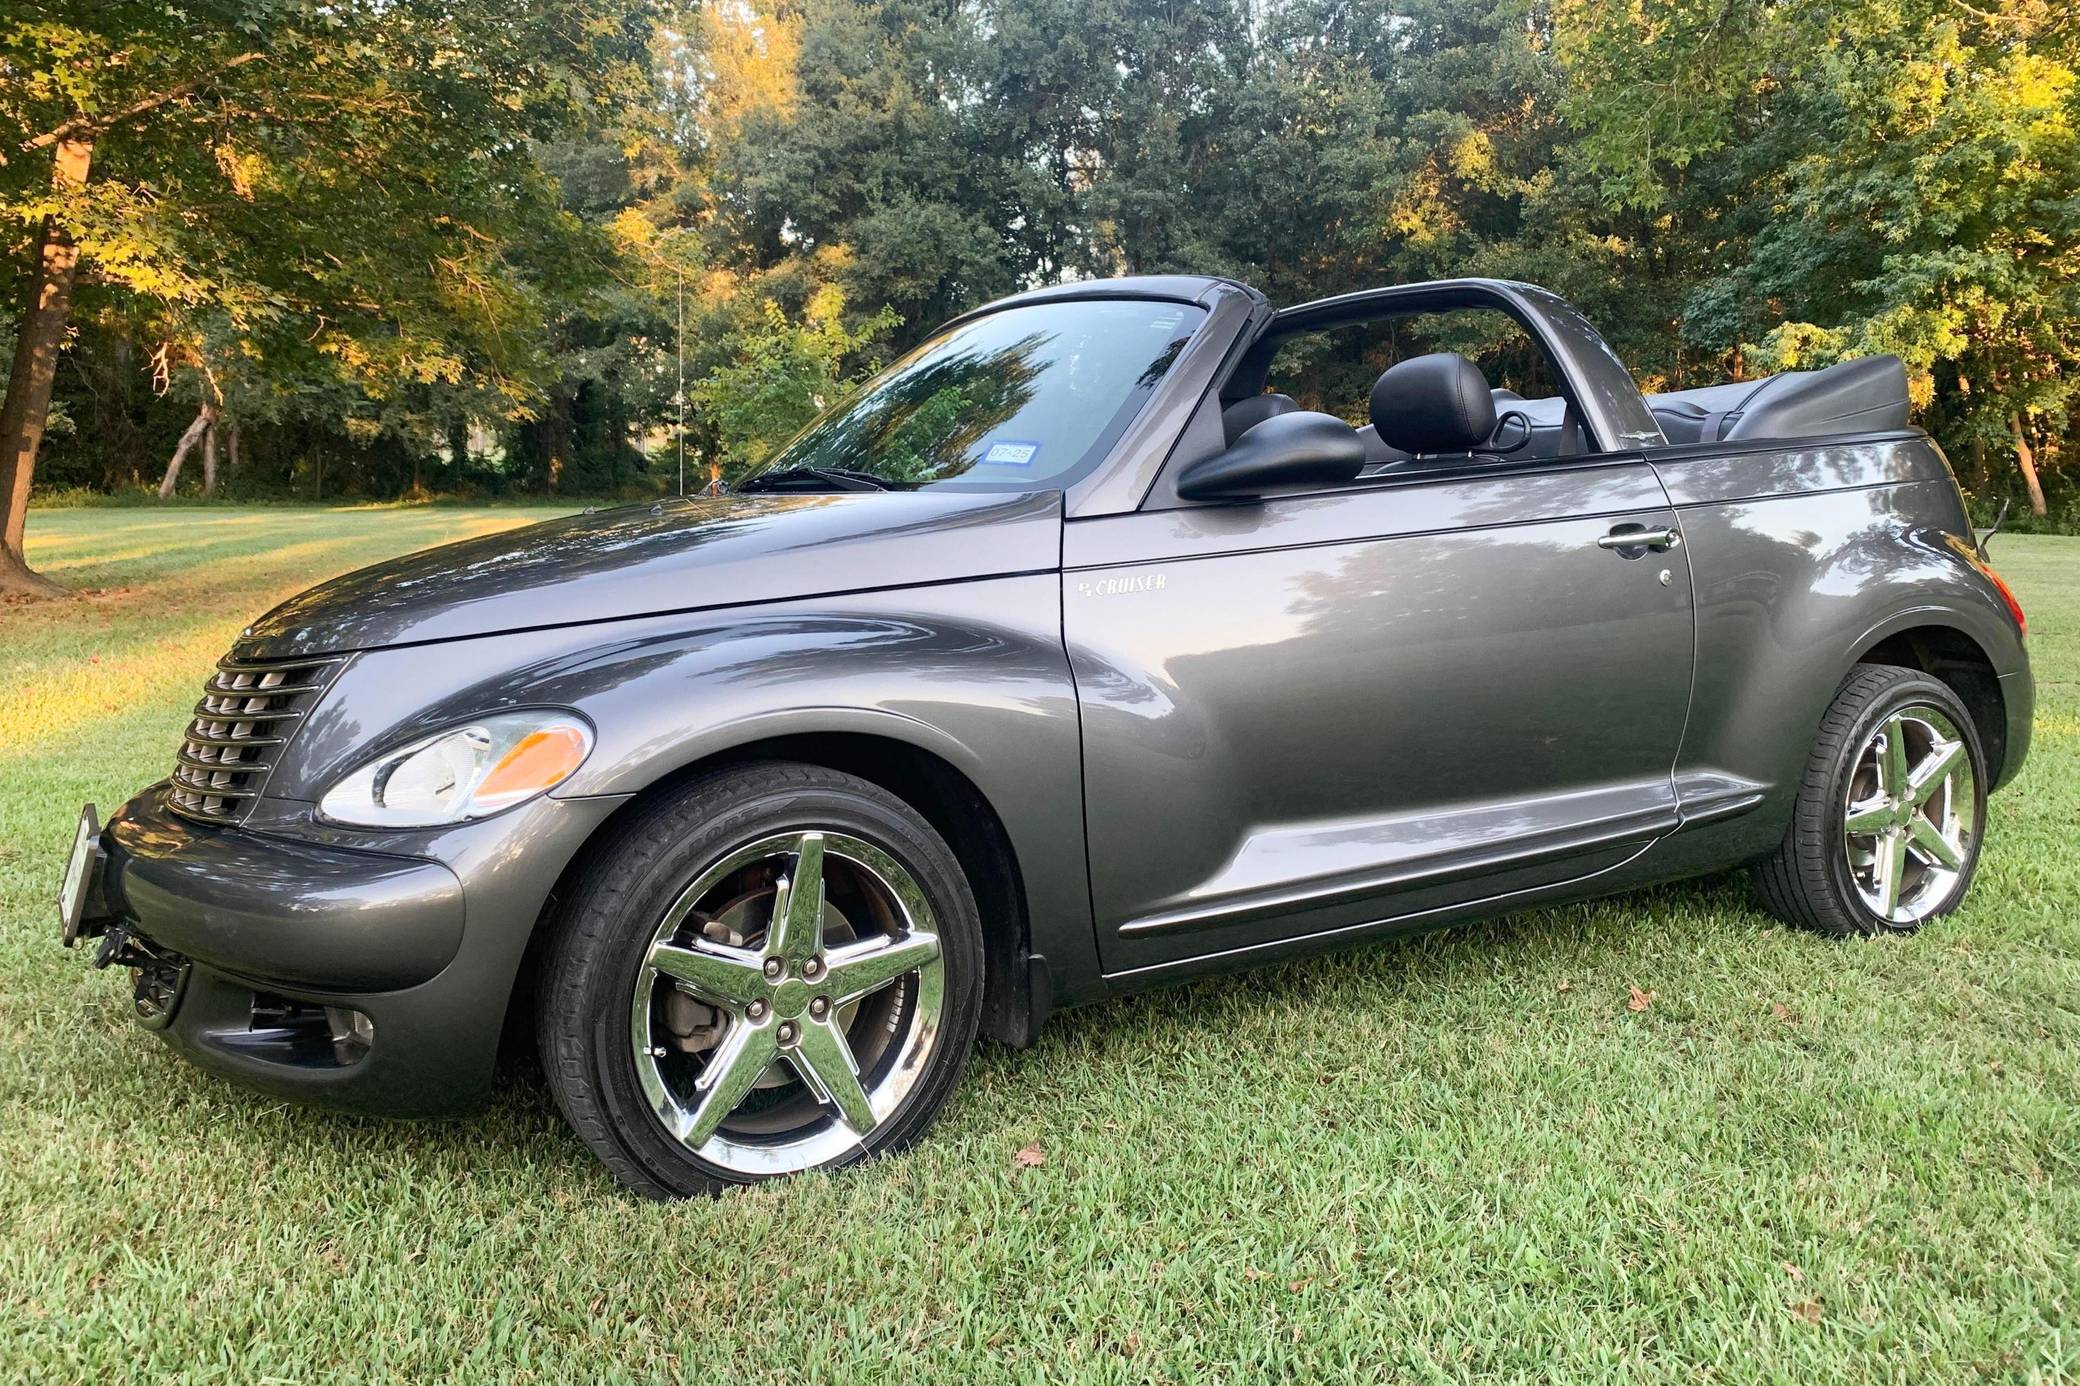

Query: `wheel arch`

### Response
(1849, 618, 2008, 787)
(534, 724, 1048, 1050)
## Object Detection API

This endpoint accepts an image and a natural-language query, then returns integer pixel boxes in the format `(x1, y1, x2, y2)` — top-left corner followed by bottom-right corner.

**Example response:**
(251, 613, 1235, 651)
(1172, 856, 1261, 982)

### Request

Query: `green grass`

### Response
(2, 507, 2076, 1383)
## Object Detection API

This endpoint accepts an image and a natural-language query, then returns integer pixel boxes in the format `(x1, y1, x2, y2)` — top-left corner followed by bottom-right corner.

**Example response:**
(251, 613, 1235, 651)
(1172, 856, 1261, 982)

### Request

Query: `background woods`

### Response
(5, 0, 2078, 590)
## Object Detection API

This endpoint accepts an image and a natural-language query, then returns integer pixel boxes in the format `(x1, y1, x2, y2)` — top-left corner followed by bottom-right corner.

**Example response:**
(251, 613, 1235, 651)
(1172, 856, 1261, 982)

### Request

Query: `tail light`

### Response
(1982, 565, 2027, 637)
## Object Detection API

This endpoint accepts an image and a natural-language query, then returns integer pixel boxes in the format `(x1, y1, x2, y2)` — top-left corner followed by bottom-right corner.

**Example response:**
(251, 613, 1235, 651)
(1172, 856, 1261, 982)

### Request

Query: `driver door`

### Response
(1065, 454, 1695, 976)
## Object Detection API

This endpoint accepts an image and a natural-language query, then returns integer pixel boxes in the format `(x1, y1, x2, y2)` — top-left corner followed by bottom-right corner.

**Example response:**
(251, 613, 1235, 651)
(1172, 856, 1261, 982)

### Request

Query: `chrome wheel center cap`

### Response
(770, 976, 811, 1018)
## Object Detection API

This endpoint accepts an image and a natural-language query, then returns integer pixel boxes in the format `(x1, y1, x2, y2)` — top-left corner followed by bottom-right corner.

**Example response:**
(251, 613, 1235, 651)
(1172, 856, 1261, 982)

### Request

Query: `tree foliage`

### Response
(1, 1, 654, 588)
(691, 284, 895, 471)
(6, 0, 2079, 594)
(1559, 0, 2080, 508)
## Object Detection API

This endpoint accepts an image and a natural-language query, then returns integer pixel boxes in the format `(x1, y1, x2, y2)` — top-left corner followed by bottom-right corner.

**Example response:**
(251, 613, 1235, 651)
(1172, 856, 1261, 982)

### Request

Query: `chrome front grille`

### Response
(167, 654, 341, 825)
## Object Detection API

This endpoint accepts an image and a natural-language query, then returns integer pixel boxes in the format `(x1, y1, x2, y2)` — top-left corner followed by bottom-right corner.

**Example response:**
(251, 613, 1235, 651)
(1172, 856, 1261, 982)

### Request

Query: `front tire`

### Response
(1751, 665, 1987, 937)
(538, 762, 983, 1198)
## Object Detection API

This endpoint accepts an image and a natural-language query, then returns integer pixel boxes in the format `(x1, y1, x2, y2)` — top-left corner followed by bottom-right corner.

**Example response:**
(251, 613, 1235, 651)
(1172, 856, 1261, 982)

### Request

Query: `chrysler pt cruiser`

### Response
(60, 276, 2032, 1197)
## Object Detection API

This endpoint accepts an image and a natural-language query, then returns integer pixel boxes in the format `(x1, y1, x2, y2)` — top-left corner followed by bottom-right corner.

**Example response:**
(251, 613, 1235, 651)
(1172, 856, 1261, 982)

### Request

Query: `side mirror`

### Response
(1175, 411, 1366, 501)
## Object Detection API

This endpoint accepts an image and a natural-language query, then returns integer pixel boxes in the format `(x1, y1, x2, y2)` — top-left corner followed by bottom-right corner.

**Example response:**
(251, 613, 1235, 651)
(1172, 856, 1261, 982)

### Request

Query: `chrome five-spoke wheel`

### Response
(1840, 706, 1978, 926)
(1753, 664, 1988, 937)
(631, 830, 945, 1175)
(539, 762, 982, 1197)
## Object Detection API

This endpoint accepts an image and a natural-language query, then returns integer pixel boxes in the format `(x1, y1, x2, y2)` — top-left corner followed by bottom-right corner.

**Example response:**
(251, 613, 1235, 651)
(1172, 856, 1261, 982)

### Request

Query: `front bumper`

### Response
(69, 784, 625, 1114)
(105, 789, 467, 988)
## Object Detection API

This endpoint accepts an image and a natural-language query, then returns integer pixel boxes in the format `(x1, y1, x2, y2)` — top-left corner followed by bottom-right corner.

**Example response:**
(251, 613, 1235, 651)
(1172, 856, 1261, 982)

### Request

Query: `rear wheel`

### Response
(538, 763, 983, 1197)
(1752, 665, 1986, 937)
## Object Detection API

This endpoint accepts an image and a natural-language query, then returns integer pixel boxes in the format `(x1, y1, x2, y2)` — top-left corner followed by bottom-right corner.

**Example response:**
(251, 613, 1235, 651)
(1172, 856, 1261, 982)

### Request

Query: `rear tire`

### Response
(1751, 665, 1987, 937)
(537, 762, 983, 1198)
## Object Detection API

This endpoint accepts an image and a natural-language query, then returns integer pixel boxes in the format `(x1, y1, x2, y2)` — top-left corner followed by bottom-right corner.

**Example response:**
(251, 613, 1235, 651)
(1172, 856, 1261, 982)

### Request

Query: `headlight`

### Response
(317, 711, 593, 828)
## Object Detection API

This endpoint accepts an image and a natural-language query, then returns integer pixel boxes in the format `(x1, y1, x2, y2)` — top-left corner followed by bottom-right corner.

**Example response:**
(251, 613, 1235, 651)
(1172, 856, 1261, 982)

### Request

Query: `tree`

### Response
(0, 2, 656, 594)
(11, 0, 2077, 530)
(1553, 0, 2080, 513)
(691, 283, 895, 475)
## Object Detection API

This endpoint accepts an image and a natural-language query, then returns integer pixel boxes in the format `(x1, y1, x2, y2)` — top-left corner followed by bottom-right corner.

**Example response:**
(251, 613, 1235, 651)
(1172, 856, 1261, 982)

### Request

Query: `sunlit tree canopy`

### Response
(4, 0, 2077, 592)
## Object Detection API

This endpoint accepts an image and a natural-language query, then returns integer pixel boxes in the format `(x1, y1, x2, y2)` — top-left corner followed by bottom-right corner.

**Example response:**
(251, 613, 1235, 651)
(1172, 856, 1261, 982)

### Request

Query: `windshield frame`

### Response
(736, 296, 1211, 495)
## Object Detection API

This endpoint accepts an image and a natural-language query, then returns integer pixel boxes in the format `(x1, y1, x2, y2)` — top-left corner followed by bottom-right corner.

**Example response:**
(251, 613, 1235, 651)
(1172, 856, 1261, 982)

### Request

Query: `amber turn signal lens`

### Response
(474, 725, 591, 811)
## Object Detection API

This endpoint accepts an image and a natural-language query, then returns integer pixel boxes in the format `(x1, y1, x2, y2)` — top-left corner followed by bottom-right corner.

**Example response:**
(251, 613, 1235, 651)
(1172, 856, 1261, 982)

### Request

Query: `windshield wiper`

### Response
(736, 466, 890, 493)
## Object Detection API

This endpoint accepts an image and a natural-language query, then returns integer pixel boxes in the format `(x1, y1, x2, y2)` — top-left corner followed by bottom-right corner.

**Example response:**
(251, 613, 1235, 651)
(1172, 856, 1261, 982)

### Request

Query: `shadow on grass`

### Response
(111, 871, 1763, 1194)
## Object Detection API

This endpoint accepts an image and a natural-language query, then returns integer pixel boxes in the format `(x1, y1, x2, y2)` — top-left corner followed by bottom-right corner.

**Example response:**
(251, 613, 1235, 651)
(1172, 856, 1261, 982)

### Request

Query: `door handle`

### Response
(1597, 526, 1681, 552)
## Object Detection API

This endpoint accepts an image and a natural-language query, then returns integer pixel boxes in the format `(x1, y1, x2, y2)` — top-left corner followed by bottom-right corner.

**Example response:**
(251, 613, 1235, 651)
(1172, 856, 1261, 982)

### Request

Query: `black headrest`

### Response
(1222, 392, 1299, 445)
(1370, 353, 1497, 455)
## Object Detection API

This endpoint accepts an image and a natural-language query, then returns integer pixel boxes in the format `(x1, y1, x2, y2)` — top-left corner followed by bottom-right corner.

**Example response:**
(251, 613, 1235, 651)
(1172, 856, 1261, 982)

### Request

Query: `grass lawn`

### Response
(2, 506, 2075, 1383)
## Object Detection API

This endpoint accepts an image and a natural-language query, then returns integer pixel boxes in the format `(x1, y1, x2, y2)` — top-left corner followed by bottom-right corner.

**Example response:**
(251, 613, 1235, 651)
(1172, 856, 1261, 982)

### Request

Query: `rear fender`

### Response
(1673, 477, 2026, 856)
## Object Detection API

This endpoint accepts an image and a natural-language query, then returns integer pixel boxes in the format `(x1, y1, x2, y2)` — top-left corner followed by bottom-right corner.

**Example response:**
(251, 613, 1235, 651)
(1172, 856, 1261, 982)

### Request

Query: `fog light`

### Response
(325, 1006, 375, 1062)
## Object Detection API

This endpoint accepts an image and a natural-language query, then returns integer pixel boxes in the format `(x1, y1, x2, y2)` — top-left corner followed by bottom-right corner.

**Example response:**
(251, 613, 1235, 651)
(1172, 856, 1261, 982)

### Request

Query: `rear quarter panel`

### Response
(1654, 431, 2028, 863)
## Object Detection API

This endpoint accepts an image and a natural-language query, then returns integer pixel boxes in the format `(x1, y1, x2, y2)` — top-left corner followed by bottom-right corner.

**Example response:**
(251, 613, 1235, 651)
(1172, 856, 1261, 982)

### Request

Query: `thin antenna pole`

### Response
(676, 265, 686, 497)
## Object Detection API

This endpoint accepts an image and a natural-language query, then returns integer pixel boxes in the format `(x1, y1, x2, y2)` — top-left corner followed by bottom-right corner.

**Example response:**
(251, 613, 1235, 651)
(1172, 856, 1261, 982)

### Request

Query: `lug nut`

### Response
(747, 999, 767, 1020)
(763, 958, 784, 979)
(803, 957, 823, 979)
(809, 996, 829, 1019)
(777, 1021, 798, 1045)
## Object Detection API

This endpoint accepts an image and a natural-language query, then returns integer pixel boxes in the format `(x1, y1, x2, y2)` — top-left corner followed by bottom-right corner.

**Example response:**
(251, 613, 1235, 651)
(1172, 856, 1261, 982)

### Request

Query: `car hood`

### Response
(235, 491, 1065, 658)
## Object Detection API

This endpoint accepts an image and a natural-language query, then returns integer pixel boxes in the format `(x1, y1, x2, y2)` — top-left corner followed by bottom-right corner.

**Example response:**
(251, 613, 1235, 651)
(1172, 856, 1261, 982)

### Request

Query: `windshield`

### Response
(738, 298, 1205, 492)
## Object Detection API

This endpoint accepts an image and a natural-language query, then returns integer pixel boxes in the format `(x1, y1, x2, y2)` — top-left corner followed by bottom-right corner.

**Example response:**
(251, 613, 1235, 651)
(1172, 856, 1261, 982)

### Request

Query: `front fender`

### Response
(270, 575, 1096, 1003)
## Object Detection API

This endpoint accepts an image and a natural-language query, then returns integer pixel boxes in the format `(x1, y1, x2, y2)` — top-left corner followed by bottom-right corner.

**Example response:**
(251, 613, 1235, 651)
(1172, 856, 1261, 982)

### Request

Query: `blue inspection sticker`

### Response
(982, 440, 1042, 467)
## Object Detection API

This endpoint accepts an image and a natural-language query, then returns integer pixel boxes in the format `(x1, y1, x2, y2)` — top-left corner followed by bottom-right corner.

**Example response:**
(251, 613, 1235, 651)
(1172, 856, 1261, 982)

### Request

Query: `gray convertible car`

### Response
(60, 276, 2032, 1196)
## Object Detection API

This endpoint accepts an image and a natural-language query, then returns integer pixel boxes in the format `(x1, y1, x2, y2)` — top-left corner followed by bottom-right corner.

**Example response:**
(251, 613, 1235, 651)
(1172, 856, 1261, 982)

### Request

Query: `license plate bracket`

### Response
(58, 803, 106, 947)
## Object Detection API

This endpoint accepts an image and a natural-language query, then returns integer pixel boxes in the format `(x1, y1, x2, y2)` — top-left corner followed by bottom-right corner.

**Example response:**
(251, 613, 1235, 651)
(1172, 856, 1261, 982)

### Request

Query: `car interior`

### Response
(1223, 306, 1591, 477)
(1220, 303, 1912, 474)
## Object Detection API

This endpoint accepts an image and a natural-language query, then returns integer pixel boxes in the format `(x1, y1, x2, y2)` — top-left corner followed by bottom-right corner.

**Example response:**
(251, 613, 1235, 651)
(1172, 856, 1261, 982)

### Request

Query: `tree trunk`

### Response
(2011, 413, 2048, 517)
(200, 413, 218, 496)
(0, 136, 94, 598)
(158, 403, 217, 499)
(225, 418, 240, 475)
(107, 335, 141, 490)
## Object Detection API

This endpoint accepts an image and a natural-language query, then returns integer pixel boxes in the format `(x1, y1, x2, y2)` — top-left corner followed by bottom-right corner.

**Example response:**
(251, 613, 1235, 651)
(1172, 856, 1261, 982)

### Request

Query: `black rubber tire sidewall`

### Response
(538, 762, 984, 1198)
